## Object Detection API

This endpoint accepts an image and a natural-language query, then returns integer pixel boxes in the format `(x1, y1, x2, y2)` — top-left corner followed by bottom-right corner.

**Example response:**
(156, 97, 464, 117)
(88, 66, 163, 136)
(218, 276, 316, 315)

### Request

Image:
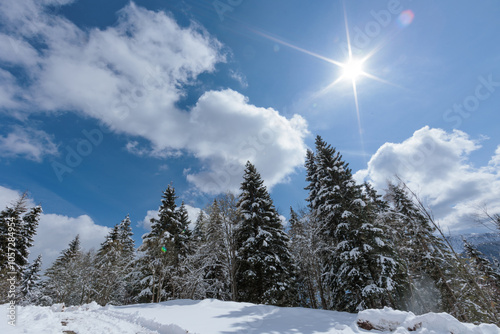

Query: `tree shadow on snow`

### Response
(217, 304, 357, 334)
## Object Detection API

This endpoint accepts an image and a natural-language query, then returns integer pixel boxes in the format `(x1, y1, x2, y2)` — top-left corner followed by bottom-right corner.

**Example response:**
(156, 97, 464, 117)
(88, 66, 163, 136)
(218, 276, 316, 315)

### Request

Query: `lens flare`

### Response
(398, 10, 415, 27)
(161, 246, 167, 253)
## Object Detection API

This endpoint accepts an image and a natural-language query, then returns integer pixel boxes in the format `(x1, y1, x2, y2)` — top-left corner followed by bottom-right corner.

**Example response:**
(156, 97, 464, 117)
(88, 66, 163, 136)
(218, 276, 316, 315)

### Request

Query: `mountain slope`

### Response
(447, 233, 500, 261)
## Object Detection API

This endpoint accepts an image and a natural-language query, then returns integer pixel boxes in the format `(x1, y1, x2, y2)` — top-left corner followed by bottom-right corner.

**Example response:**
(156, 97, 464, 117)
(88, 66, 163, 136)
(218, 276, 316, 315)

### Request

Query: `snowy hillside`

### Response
(2, 299, 499, 334)
(447, 233, 500, 261)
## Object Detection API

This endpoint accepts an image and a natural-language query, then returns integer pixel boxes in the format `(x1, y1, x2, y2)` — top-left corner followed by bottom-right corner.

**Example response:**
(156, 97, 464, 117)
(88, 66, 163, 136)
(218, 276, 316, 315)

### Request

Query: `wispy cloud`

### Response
(0, 126, 58, 161)
(229, 69, 248, 89)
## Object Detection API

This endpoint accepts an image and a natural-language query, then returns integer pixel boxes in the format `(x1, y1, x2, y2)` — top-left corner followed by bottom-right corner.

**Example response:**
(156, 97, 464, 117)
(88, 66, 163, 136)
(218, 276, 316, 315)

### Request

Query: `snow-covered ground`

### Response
(1, 299, 499, 334)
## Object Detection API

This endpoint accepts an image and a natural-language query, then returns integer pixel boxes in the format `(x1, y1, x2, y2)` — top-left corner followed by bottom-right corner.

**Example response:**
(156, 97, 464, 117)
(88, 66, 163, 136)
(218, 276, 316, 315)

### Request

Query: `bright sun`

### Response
(341, 59, 364, 80)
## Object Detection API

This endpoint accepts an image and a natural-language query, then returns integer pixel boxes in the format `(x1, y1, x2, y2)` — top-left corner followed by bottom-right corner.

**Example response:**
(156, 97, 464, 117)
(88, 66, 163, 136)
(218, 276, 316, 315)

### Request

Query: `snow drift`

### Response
(1, 299, 499, 334)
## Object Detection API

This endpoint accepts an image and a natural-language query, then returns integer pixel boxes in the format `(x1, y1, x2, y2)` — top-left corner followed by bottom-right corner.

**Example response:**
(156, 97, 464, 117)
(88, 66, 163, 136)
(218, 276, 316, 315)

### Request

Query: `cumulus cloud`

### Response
(139, 204, 202, 232)
(0, 185, 33, 209)
(184, 204, 202, 230)
(186, 89, 308, 193)
(137, 209, 159, 231)
(355, 126, 500, 233)
(489, 145, 500, 169)
(0, 0, 308, 193)
(32, 213, 110, 269)
(0, 185, 109, 269)
(0, 126, 59, 161)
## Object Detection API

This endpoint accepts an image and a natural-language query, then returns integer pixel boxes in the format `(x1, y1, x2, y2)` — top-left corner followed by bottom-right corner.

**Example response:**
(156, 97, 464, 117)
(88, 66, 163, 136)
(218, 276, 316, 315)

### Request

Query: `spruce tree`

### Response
(189, 200, 231, 300)
(43, 235, 86, 305)
(135, 184, 189, 302)
(305, 136, 401, 312)
(384, 183, 453, 313)
(0, 195, 41, 303)
(0, 195, 41, 273)
(94, 215, 136, 305)
(382, 182, 496, 323)
(182, 194, 240, 301)
(235, 162, 296, 306)
(192, 210, 206, 242)
(19, 254, 42, 305)
(288, 207, 323, 309)
(464, 240, 500, 317)
(177, 201, 192, 258)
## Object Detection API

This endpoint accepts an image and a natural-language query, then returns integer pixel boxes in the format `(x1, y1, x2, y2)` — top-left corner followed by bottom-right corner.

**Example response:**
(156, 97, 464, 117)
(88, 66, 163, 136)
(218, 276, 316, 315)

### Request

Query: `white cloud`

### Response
(0, 69, 24, 110)
(0, 185, 33, 209)
(229, 69, 248, 88)
(0, 126, 59, 161)
(137, 209, 159, 231)
(489, 145, 500, 169)
(186, 89, 309, 193)
(0, 1, 309, 194)
(279, 215, 288, 228)
(184, 204, 202, 230)
(32, 213, 110, 270)
(0, 185, 109, 269)
(355, 126, 500, 233)
(139, 204, 202, 232)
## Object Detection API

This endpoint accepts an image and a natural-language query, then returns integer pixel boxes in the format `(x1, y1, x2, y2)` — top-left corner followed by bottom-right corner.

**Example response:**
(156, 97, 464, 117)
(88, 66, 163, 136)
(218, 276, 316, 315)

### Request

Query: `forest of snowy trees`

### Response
(1, 136, 499, 325)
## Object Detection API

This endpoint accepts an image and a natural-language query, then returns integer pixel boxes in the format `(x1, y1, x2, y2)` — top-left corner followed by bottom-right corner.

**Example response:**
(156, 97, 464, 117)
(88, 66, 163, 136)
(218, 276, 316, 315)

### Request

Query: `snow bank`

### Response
(357, 307, 500, 334)
(0, 304, 63, 334)
(2, 300, 499, 334)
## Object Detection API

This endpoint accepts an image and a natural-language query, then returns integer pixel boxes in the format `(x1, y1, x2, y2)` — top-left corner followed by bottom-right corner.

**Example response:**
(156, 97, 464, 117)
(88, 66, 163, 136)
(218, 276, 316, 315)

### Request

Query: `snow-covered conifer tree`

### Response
(19, 254, 42, 305)
(94, 215, 136, 305)
(0, 195, 41, 303)
(135, 184, 190, 302)
(43, 235, 95, 306)
(182, 194, 239, 301)
(235, 162, 296, 306)
(463, 240, 500, 317)
(305, 136, 400, 312)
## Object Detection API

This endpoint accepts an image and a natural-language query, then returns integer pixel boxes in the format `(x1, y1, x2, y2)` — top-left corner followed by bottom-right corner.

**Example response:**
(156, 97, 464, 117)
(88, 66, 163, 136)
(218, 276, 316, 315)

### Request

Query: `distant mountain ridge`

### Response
(446, 232, 500, 262)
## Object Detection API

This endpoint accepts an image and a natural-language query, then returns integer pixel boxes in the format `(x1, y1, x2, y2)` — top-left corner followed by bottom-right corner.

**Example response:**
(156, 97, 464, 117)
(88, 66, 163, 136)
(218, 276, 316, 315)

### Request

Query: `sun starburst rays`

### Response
(250, 2, 398, 162)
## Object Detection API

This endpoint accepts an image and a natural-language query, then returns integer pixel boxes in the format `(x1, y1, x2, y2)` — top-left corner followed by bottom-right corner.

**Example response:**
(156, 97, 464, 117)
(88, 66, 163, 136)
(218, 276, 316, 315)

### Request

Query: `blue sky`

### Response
(1, 0, 499, 265)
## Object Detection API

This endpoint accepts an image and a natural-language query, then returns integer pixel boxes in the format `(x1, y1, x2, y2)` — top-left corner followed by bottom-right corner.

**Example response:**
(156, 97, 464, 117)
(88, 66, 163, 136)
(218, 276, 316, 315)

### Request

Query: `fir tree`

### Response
(192, 210, 206, 242)
(94, 215, 136, 305)
(19, 254, 42, 305)
(44, 235, 91, 306)
(382, 182, 498, 323)
(463, 240, 500, 317)
(0, 195, 41, 273)
(186, 200, 230, 300)
(288, 207, 324, 309)
(135, 184, 189, 302)
(305, 136, 401, 312)
(0, 195, 41, 303)
(235, 162, 296, 306)
(177, 201, 192, 258)
(182, 194, 239, 301)
(384, 183, 455, 313)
